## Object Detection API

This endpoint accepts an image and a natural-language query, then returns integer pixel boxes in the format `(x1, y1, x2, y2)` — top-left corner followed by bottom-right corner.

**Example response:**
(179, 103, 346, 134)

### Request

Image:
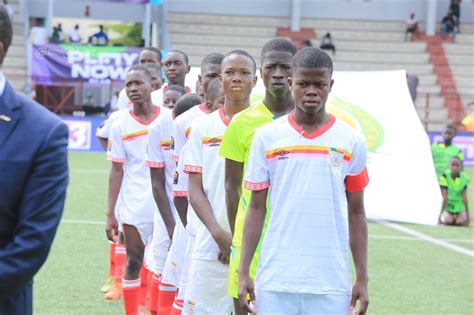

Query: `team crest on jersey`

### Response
(170, 136, 175, 150)
(173, 171, 179, 184)
(329, 151, 343, 168)
(208, 137, 221, 147)
(276, 149, 290, 160)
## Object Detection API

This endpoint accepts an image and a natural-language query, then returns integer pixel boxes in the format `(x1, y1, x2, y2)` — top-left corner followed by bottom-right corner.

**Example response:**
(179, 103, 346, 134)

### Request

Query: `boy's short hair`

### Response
(0, 4, 13, 65)
(166, 84, 186, 95)
(173, 93, 202, 118)
(222, 49, 257, 74)
(142, 46, 162, 62)
(201, 52, 224, 68)
(143, 63, 163, 78)
(260, 38, 297, 65)
(444, 123, 457, 132)
(291, 47, 333, 74)
(127, 64, 151, 82)
(206, 78, 223, 102)
(167, 49, 189, 65)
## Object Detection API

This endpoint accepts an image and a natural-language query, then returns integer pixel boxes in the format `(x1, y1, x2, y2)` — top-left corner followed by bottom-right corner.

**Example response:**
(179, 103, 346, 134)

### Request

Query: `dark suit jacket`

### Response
(0, 81, 69, 314)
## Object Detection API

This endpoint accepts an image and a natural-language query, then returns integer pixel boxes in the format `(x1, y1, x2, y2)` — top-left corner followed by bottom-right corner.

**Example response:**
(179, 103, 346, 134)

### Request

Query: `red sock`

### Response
(157, 280, 177, 315)
(170, 297, 183, 315)
(148, 273, 161, 315)
(139, 266, 149, 311)
(108, 241, 116, 277)
(123, 278, 141, 315)
(115, 243, 126, 284)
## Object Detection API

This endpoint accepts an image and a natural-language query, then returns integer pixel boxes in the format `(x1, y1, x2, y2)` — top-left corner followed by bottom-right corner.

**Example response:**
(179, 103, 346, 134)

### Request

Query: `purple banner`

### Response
(32, 44, 142, 85)
(428, 132, 474, 167)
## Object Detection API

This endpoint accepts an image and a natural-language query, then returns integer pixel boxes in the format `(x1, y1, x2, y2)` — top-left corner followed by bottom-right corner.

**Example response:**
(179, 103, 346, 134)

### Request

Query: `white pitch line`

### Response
(61, 219, 474, 244)
(376, 220, 474, 257)
(61, 219, 104, 225)
(368, 234, 474, 243)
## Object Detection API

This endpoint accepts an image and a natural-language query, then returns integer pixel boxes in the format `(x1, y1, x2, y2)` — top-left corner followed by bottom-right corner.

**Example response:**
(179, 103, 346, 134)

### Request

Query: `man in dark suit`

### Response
(0, 5, 69, 314)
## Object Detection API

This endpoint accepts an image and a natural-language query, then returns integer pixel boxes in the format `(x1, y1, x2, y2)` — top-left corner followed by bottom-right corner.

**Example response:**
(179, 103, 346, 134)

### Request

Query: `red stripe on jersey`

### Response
(244, 180, 270, 191)
(145, 160, 165, 168)
(184, 164, 202, 174)
(345, 167, 369, 192)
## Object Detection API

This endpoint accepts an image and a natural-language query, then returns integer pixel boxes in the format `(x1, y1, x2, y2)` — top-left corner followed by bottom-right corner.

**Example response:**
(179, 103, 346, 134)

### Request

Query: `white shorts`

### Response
(182, 259, 232, 315)
(145, 211, 171, 274)
(122, 221, 154, 247)
(161, 222, 188, 286)
(255, 290, 351, 315)
(176, 235, 195, 301)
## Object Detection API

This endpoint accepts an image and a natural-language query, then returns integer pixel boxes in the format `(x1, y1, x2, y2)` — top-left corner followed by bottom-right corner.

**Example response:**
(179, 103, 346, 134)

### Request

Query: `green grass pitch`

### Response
(33, 152, 474, 314)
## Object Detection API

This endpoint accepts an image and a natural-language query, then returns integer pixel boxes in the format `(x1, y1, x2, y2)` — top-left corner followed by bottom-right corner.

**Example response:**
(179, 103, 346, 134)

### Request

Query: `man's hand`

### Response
(350, 278, 369, 315)
(238, 273, 256, 314)
(214, 229, 232, 264)
(106, 213, 118, 241)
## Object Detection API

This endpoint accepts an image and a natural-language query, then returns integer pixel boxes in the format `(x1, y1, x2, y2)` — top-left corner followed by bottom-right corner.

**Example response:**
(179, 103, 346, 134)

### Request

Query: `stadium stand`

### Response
(3, 0, 26, 93)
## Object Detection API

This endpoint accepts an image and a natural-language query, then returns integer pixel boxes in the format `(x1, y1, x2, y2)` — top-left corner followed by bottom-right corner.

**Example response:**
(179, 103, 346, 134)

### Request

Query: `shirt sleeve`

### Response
(96, 111, 120, 139)
(172, 118, 186, 163)
(439, 173, 448, 188)
(173, 146, 189, 197)
(219, 118, 245, 163)
(243, 130, 269, 191)
(145, 118, 171, 168)
(183, 122, 203, 174)
(345, 135, 369, 192)
(108, 121, 126, 163)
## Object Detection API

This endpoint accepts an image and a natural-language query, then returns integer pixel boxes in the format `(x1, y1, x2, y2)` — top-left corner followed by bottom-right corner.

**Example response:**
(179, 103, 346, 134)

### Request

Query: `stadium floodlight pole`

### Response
(290, 0, 301, 32)
(425, 0, 437, 36)
(46, 0, 53, 37)
(144, 3, 151, 47)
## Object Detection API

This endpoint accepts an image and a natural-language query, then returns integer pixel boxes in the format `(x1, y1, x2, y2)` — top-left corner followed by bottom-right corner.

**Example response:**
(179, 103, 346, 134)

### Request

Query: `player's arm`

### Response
(238, 188, 267, 313)
(224, 158, 244, 235)
(0, 122, 68, 299)
(347, 189, 369, 315)
(151, 167, 176, 239)
(174, 196, 188, 227)
(439, 175, 448, 222)
(188, 172, 232, 263)
(106, 162, 123, 241)
(462, 187, 469, 226)
(97, 136, 108, 150)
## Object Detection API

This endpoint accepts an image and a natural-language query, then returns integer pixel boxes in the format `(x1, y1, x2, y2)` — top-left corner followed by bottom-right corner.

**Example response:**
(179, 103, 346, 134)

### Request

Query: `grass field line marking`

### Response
(376, 220, 474, 257)
(72, 169, 109, 174)
(369, 234, 474, 243)
(62, 219, 104, 225)
(61, 219, 473, 244)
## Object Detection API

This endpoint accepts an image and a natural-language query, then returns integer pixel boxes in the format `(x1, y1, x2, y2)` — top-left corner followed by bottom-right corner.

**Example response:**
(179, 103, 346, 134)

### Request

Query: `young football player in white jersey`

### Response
(116, 47, 164, 111)
(106, 65, 171, 315)
(239, 47, 369, 315)
(167, 52, 224, 315)
(97, 62, 164, 301)
(182, 50, 257, 314)
(171, 78, 224, 315)
(162, 50, 192, 94)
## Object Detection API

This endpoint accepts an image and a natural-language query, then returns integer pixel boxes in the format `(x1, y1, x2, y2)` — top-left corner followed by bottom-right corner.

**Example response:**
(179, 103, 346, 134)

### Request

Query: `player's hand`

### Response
(350, 278, 369, 315)
(213, 229, 232, 260)
(218, 250, 230, 264)
(238, 273, 256, 314)
(106, 213, 118, 241)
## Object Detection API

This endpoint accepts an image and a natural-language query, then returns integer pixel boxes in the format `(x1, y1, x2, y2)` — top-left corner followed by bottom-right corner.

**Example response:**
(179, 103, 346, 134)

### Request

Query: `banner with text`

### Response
(32, 44, 142, 85)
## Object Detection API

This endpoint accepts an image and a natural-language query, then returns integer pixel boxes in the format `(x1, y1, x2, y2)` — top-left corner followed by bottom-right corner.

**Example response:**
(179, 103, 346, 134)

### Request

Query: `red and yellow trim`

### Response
(122, 129, 148, 141)
(345, 167, 369, 192)
(244, 180, 270, 191)
(184, 164, 202, 174)
(265, 145, 351, 162)
(145, 160, 165, 168)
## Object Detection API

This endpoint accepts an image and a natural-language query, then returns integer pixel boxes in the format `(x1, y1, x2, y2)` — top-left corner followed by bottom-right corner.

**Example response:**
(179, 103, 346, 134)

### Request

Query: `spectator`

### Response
(30, 18, 48, 45)
(449, 0, 461, 33)
(441, 10, 457, 39)
(319, 32, 336, 55)
(431, 123, 464, 178)
(3, 0, 12, 22)
(89, 25, 109, 46)
(50, 23, 64, 44)
(405, 13, 418, 41)
(438, 156, 469, 226)
(68, 24, 81, 44)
